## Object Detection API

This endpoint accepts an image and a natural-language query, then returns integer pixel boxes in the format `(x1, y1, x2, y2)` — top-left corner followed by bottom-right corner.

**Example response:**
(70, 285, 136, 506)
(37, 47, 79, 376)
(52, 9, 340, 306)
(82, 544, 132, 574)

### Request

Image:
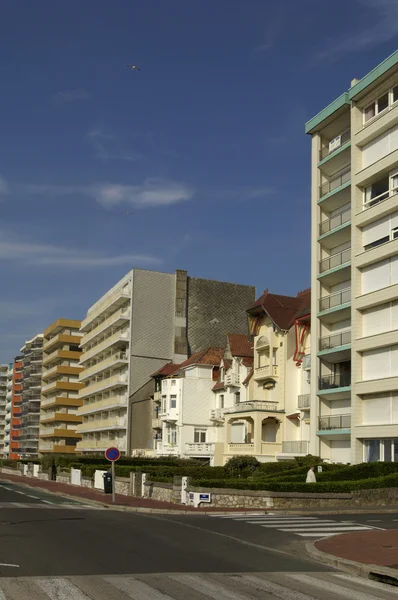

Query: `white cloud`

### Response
(315, 0, 398, 61)
(0, 234, 162, 269)
(87, 129, 141, 162)
(0, 175, 8, 195)
(52, 88, 90, 104)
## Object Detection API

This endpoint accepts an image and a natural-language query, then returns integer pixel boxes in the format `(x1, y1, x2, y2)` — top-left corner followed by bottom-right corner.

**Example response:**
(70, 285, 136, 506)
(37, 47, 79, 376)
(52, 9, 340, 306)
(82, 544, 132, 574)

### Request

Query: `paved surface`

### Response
(316, 529, 398, 568)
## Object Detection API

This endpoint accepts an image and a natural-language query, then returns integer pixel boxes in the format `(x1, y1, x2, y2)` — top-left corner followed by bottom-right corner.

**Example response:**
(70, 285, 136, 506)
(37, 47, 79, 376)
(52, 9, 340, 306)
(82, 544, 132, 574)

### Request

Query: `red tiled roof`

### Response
(247, 288, 311, 330)
(212, 380, 226, 391)
(174, 347, 225, 372)
(242, 357, 254, 368)
(242, 368, 253, 385)
(151, 363, 181, 377)
(222, 358, 232, 370)
(227, 333, 253, 358)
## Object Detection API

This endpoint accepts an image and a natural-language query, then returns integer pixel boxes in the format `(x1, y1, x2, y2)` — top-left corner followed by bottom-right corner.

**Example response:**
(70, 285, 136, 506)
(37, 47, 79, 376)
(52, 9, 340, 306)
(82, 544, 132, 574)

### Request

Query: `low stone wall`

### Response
(144, 481, 174, 503)
(114, 477, 130, 496)
(352, 487, 398, 506)
(81, 477, 94, 489)
(1, 467, 18, 476)
(57, 473, 71, 485)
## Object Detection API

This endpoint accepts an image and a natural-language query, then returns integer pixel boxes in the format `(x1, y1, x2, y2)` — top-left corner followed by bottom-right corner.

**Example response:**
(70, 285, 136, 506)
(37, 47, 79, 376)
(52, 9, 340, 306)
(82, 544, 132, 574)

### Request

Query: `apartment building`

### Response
(306, 50, 398, 464)
(78, 268, 255, 455)
(0, 365, 8, 456)
(40, 319, 83, 455)
(20, 335, 43, 458)
(7, 357, 23, 459)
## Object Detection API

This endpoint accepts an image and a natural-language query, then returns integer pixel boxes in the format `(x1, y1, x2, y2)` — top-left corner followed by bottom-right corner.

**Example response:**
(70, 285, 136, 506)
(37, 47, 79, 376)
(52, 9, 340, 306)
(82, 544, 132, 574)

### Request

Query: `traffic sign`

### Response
(105, 447, 121, 462)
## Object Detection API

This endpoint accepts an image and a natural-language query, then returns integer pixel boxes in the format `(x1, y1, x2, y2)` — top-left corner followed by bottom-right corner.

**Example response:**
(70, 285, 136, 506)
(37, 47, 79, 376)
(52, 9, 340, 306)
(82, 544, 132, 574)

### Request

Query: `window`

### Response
(167, 425, 177, 445)
(394, 85, 398, 104)
(364, 171, 398, 208)
(364, 87, 396, 123)
(362, 347, 398, 381)
(219, 394, 224, 409)
(171, 380, 176, 387)
(364, 439, 380, 462)
(235, 392, 240, 405)
(364, 438, 398, 462)
(362, 211, 398, 250)
(361, 256, 398, 294)
(194, 428, 207, 443)
(161, 395, 166, 412)
(362, 301, 398, 337)
(170, 395, 177, 409)
(362, 126, 398, 169)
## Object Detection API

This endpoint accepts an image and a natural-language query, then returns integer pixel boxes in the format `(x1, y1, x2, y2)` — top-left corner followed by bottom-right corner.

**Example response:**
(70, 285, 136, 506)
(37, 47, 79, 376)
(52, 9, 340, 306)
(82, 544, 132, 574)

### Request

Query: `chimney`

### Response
(351, 78, 360, 87)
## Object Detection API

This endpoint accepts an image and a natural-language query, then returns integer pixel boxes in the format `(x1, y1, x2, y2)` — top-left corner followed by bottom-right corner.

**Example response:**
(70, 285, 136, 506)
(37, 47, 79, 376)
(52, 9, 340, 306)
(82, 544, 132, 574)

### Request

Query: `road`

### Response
(0, 480, 396, 599)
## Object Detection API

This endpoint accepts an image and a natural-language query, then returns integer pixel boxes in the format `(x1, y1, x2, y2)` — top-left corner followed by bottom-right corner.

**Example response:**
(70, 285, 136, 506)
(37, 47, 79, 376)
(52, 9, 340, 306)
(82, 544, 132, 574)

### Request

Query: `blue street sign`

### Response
(105, 447, 121, 462)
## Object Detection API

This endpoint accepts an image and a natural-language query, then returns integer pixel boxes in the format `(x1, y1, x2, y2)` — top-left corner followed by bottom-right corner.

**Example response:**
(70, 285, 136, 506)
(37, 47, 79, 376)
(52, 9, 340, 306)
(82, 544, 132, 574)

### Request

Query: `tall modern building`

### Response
(77, 268, 255, 455)
(0, 365, 8, 456)
(306, 51, 398, 464)
(6, 357, 23, 459)
(40, 319, 83, 455)
(20, 335, 43, 458)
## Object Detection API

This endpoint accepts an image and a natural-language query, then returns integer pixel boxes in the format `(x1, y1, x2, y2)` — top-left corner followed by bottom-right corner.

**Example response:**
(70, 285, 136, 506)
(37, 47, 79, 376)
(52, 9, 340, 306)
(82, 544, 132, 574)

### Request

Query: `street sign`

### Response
(104, 447, 120, 503)
(105, 447, 121, 462)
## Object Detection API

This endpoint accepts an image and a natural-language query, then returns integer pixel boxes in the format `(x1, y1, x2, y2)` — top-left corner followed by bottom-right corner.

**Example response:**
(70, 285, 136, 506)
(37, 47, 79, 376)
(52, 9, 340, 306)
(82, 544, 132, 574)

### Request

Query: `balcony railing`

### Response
(281, 440, 309, 454)
(210, 408, 225, 421)
(225, 373, 240, 386)
(78, 394, 128, 415)
(254, 365, 279, 379)
(319, 129, 351, 161)
(79, 351, 128, 381)
(227, 443, 255, 453)
(319, 248, 351, 273)
(319, 330, 351, 352)
(319, 168, 351, 199)
(81, 307, 131, 348)
(185, 443, 214, 455)
(319, 207, 351, 236)
(318, 372, 351, 390)
(319, 288, 351, 312)
(318, 414, 351, 430)
(298, 394, 310, 409)
(223, 401, 279, 414)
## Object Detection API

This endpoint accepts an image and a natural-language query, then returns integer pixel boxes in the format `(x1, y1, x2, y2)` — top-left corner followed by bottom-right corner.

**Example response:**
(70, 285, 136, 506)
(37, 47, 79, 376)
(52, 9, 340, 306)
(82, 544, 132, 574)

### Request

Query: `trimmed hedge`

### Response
(69, 462, 228, 480)
(41, 454, 201, 471)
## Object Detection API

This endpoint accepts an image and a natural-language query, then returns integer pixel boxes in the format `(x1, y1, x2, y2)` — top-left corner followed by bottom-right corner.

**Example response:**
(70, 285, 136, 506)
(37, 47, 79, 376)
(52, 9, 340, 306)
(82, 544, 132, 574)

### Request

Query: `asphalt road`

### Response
(0, 481, 396, 599)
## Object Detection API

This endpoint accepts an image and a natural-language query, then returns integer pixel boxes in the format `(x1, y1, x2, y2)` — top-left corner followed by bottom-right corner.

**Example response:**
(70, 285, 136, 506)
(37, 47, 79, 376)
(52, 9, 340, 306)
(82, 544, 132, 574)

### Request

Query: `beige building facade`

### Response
(307, 50, 398, 464)
(40, 319, 83, 454)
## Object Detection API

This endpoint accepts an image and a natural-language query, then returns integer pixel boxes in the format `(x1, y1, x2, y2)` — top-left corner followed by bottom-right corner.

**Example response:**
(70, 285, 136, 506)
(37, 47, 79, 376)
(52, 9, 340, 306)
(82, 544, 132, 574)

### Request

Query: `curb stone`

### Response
(306, 540, 398, 585)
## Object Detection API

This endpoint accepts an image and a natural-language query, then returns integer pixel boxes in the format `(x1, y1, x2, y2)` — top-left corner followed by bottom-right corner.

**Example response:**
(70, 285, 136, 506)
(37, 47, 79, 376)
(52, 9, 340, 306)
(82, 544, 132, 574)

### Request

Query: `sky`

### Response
(0, 0, 398, 362)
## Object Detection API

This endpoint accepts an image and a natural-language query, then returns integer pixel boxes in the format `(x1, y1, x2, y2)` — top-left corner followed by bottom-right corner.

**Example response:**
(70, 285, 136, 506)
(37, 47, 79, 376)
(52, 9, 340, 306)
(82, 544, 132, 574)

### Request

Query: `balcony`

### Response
(39, 427, 81, 439)
(254, 365, 279, 381)
(42, 349, 81, 368)
(81, 286, 131, 331)
(40, 396, 83, 410)
(318, 372, 351, 398)
(81, 307, 130, 348)
(210, 408, 225, 422)
(41, 380, 84, 395)
(318, 414, 351, 435)
(76, 438, 126, 452)
(155, 442, 178, 455)
(280, 440, 310, 455)
(319, 207, 351, 247)
(227, 443, 255, 454)
(39, 442, 77, 454)
(320, 128, 351, 160)
(40, 411, 81, 425)
(225, 373, 240, 387)
(223, 401, 280, 415)
(318, 288, 351, 323)
(152, 414, 162, 429)
(79, 373, 128, 399)
(77, 416, 127, 433)
(319, 168, 351, 204)
(42, 365, 83, 382)
(42, 333, 81, 354)
(318, 248, 351, 286)
(298, 394, 310, 409)
(79, 351, 128, 382)
(185, 442, 214, 455)
(80, 330, 129, 364)
(318, 331, 351, 362)
(78, 395, 128, 416)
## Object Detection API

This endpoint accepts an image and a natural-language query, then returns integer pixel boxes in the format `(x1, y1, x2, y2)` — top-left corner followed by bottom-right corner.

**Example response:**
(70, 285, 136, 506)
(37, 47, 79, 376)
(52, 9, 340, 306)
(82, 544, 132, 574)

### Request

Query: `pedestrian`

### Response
(51, 462, 57, 481)
(306, 465, 316, 483)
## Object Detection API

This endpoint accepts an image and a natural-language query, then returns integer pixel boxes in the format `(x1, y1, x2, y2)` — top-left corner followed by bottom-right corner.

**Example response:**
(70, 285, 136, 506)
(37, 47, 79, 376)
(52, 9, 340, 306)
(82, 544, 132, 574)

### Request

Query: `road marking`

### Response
(296, 532, 337, 537)
(26, 494, 40, 499)
(233, 574, 317, 600)
(171, 574, 244, 600)
(248, 519, 336, 525)
(0, 562, 19, 567)
(40, 500, 55, 505)
(107, 576, 175, 599)
(37, 578, 92, 599)
(286, 573, 386, 600)
(279, 526, 372, 533)
(365, 519, 381, 522)
(260, 521, 355, 528)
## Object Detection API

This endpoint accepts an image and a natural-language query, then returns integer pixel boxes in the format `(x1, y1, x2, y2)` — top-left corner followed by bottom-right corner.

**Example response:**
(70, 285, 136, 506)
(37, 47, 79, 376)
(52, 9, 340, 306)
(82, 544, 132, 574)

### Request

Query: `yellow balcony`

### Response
(42, 349, 81, 368)
(80, 307, 130, 348)
(76, 438, 126, 452)
(41, 380, 84, 395)
(39, 443, 77, 454)
(39, 427, 81, 439)
(44, 319, 81, 338)
(79, 373, 128, 399)
(77, 415, 127, 433)
(42, 365, 83, 382)
(40, 396, 83, 410)
(81, 287, 131, 332)
(40, 412, 82, 425)
(79, 330, 129, 364)
(79, 351, 128, 382)
(42, 334, 81, 354)
(78, 395, 128, 416)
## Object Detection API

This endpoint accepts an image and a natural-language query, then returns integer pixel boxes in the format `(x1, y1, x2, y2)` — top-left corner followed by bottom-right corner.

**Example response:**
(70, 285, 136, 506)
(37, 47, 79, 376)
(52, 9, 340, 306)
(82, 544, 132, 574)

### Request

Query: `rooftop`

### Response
(247, 288, 311, 331)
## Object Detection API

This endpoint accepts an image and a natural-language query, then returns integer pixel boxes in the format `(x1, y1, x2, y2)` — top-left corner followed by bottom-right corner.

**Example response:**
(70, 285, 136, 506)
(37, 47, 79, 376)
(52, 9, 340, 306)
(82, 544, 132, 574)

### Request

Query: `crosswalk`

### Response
(0, 572, 394, 600)
(209, 513, 381, 538)
(0, 502, 102, 509)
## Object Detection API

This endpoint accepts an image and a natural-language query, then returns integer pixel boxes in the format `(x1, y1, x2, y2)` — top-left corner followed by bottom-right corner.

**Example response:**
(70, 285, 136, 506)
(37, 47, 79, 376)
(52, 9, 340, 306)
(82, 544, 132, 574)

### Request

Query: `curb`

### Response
(306, 541, 398, 585)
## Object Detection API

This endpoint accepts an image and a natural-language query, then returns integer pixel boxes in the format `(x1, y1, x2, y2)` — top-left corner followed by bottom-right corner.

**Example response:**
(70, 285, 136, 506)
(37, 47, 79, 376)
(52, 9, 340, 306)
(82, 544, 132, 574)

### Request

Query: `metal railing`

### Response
(281, 440, 309, 454)
(318, 372, 351, 390)
(298, 394, 310, 409)
(319, 330, 351, 351)
(319, 248, 351, 273)
(319, 207, 351, 236)
(318, 414, 351, 430)
(319, 169, 351, 199)
(320, 129, 351, 161)
(319, 288, 351, 312)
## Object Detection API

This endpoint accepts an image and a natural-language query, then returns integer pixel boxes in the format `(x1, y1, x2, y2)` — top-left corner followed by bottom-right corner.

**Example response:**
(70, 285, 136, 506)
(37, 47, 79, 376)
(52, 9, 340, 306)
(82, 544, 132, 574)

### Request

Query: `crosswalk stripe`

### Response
(105, 576, 176, 599)
(170, 574, 248, 600)
(332, 571, 398, 592)
(37, 578, 92, 599)
(285, 573, 388, 600)
(232, 517, 320, 522)
(267, 522, 365, 529)
(296, 532, 337, 537)
(247, 520, 336, 525)
(232, 574, 318, 600)
(279, 526, 371, 533)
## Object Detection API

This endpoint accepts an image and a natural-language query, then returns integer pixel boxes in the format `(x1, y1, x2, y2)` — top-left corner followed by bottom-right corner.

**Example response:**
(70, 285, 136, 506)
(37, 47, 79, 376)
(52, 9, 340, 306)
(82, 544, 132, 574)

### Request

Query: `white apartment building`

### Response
(0, 365, 8, 456)
(307, 50, 398, 464)
(154, 348, 224, 464)
(20, 334, 43, 458)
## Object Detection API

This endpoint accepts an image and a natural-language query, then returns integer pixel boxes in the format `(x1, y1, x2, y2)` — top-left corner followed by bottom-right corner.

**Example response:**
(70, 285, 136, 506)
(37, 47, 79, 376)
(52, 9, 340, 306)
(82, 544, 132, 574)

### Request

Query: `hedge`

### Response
(190, 472, 398, 493)
(69, 462, 229, 479)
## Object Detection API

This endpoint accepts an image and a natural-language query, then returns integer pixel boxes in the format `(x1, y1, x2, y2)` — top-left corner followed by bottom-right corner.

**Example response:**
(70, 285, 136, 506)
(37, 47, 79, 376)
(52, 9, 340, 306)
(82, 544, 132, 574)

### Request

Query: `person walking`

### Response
(306, 465, 316, 483)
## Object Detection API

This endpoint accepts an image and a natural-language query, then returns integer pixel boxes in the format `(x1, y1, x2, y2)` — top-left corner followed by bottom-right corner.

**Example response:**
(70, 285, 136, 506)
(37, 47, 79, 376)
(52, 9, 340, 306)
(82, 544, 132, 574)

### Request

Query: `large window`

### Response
(363, 85, 398, 124)
(194, 428, 207, 443)
(364, 170, 398, 209)
(219, 394, 224, 409)
(161, 395, 166, 412)
(362, 125, 398, 169)
(167, 425, 177, 445)
(364, 438, 398, 462)
(361, 257, 398, 294)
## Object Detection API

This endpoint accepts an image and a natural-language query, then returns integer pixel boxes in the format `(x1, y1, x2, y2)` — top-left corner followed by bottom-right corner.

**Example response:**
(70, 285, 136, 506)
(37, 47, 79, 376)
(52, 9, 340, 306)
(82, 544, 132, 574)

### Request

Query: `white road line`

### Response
(286, 573, 386, 600)
(259, 521, 345, 528)
(229, 516, 320, 521)
(332, 571, 398, 592)
(296, 532, 337, 537)
(247, 519, 337, 525)
(0, 562, 19, 568)
(26, 494, 40, 499)
(106, 576, 175, 600)
(279, 526, 372, 533)
(233, 574, 317, 600)
(40, 500, 55, 505)
(37, 578, 92, 600)
(170, 574, 245, 600)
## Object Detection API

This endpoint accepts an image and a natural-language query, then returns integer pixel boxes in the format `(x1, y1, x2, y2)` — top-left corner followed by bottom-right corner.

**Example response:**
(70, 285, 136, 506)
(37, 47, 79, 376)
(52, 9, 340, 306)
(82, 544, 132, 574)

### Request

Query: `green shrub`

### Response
(225, 455, 260, 477)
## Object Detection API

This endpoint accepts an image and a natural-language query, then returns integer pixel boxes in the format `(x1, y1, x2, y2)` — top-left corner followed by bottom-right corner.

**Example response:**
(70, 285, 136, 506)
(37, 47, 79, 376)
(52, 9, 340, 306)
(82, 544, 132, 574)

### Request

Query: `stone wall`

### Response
(144, 481, 174, 503)
(57, 473, 71, 485)
(81, 477, 94, 489)
(352, 487, 398, 506)
(114, 477, 130, 496)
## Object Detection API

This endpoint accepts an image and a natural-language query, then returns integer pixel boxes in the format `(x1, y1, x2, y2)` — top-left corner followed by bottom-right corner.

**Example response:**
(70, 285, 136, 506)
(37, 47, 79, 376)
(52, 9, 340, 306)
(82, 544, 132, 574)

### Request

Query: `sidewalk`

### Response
(307, 529, 398, 585)
(0, 472, 262, 514)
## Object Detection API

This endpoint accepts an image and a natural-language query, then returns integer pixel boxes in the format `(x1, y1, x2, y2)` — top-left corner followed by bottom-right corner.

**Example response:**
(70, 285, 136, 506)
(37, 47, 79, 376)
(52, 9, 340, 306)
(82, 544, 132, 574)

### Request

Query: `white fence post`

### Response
(181, 476, 188, 504)
(141, 473, 147, 497)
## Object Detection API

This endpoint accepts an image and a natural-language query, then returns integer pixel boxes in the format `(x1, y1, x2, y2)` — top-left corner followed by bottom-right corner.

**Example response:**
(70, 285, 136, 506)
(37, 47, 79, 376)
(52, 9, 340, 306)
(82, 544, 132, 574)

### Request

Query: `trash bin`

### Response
(103, 472, 113, 494)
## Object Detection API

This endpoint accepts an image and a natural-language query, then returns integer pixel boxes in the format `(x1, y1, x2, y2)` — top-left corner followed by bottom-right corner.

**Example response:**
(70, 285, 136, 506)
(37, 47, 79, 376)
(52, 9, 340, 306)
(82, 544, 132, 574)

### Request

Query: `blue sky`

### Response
(0, 0, 397, 362)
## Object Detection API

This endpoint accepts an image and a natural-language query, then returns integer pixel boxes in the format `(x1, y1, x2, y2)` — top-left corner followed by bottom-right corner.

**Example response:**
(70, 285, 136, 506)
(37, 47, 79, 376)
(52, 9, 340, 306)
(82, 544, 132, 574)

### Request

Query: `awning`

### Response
(287, 412, 300, 420)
